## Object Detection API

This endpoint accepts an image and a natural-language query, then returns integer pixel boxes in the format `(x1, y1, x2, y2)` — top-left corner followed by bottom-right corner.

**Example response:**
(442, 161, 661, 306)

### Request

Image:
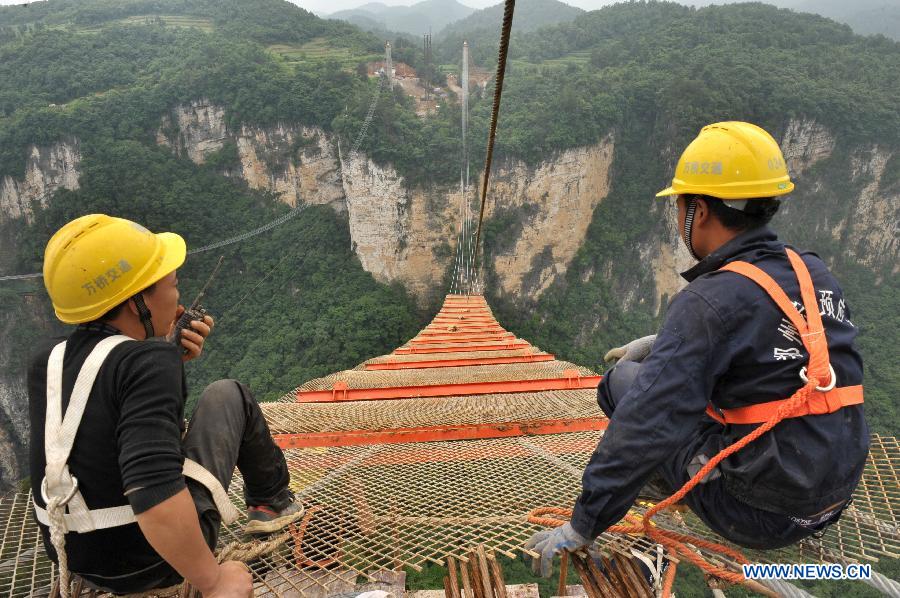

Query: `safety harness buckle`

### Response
(41, 475, 79, 507)
(799, 363, 836, 392)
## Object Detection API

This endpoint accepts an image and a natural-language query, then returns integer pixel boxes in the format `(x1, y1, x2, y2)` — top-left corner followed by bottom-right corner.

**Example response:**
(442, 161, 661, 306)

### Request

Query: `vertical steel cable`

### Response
(470, 0, 516, 289)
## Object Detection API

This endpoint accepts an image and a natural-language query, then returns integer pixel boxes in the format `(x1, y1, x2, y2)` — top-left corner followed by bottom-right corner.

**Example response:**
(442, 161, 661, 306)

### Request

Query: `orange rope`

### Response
(290, 505, 339, 568)
(529, 377, 822, 597)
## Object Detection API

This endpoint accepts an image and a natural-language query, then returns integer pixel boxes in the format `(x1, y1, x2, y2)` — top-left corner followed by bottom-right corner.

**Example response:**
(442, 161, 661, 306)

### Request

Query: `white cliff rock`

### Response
(781, 118, 835, 176)
(340, 138, 617, 305)
(158, 102, 343, 209)
(848, 146, 898, 272)
(0, 140, 81, 222)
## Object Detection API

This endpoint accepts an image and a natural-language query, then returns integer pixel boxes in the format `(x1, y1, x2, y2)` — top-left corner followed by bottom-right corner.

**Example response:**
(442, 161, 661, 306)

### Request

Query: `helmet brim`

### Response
(655, 186, 678, 198)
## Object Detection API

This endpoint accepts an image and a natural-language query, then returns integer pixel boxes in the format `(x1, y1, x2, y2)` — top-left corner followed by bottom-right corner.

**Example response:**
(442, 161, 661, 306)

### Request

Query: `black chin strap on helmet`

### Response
(682, 196, 701, 261)
(131, 293, 155, 339)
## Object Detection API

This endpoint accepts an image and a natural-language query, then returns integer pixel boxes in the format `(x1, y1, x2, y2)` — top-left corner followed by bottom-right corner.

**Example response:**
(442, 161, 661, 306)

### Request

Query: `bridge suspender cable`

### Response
(470, 0, 516, 295)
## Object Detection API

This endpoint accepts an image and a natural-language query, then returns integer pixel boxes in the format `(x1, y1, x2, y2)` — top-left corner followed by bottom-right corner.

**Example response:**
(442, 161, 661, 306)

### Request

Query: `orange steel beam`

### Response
(420, 327, 506, 335)
(395, 342, 532, 354)
(365, 353, 555, 370)
(296, 373, 602, 403)
(417, 324, 508, 336)
(273, 417, 609, 449)
(410, 333, 514, 344)
(434, 318, 493, 322)
(428, 319, 500, 328)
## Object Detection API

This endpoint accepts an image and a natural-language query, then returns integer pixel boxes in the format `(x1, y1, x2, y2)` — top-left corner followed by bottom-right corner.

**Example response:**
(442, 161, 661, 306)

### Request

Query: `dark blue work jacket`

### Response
(571, 227, 868, 540)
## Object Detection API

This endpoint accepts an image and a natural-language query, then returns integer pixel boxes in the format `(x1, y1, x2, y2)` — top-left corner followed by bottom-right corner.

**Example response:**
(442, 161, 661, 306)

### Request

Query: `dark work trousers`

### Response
(182, 379, 291, 549)
(601, 361, 834, 550)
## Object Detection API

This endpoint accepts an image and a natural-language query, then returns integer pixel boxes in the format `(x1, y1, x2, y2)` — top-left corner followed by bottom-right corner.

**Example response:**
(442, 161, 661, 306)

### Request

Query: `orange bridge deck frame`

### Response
(285, 294, 606, 446)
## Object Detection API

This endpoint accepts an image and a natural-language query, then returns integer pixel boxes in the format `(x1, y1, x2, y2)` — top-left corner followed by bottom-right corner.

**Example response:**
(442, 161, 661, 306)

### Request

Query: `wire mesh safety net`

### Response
(2, 294, 897, 597)
(3, 432, 898, 597)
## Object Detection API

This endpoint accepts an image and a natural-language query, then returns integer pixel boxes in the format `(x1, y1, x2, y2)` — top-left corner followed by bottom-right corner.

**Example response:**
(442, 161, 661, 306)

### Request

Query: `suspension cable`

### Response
(470, 0, 516, 292)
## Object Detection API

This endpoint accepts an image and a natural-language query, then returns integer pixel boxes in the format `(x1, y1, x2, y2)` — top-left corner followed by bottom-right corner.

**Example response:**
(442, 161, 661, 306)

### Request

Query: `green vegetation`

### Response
(0, 0, 897, 595)
(0, 0, 895, 435)
(268, 39, 381, 70)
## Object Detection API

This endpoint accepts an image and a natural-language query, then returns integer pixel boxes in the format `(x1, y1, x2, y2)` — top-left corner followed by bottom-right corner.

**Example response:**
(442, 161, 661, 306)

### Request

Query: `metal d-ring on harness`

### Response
(37, 336, 241, 598)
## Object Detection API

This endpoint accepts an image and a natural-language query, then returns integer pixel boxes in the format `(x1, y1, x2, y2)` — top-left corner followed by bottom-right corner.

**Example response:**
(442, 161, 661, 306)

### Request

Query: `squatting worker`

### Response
(30, 215, 305, 597)
(527, 122, 868, 576)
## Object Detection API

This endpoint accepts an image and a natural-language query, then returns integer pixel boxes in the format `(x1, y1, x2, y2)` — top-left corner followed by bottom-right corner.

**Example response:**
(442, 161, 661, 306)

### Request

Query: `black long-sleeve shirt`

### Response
(28, 323, 188, 591)
(570, 227, 868, 539)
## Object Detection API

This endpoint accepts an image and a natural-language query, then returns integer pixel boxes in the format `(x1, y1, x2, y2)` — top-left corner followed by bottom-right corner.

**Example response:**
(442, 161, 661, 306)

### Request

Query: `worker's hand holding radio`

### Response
(170, 305, 214, 362)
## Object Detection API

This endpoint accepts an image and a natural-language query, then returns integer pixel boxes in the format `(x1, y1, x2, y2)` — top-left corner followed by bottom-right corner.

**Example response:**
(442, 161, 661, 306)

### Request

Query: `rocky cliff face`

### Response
(339, 140, 616, 305)
(162, 105, 896, 310)
(158, 100, 344, 210)
(161, 101, 618, 306)
(0, 140, 81, 222)
(0, 290, 59, 492)
(845, 146, 898, 272)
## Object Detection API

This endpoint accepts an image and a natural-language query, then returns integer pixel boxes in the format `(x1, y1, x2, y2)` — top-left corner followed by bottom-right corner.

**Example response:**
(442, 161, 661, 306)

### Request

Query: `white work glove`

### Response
(603, 334, 657, 364)
(524, 522, 592, 578)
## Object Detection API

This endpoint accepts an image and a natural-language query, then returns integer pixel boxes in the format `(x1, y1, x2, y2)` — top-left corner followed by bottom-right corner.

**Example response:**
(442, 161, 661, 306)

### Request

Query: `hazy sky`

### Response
(0, 0, 622, 14)
(289, 0, 617, 15)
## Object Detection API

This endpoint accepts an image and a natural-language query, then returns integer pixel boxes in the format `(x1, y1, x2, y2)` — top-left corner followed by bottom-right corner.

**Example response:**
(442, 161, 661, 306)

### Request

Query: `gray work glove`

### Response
(603, 334, 657, 364)
(524, 522, 592, 578)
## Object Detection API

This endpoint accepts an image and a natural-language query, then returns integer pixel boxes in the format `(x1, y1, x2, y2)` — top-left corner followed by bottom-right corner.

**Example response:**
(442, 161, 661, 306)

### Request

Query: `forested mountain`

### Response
(439, 0, 584, 38)
(328, 0, 475, 36)
(0, 0, 897, 529)
(687, 0, 900, 39)
(1, 0, 897, 592)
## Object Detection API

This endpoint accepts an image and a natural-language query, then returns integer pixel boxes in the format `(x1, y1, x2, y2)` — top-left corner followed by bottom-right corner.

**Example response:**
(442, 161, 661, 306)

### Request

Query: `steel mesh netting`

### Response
(0, 491, 56, 597)
(2, 431, 899, 597)
(261, 390, 602, 435)
(297, 362, 595, 392)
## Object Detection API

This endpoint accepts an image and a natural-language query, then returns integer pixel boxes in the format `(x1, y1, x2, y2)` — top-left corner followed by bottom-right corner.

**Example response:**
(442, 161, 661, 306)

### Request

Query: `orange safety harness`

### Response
(529, 248, 864, 596)
(706, 247, 864, 425)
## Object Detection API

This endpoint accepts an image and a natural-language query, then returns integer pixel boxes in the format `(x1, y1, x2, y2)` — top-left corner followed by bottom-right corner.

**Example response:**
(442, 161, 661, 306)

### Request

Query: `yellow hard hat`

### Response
(43, 214, 186, 323)
(656, 121, 794, 200)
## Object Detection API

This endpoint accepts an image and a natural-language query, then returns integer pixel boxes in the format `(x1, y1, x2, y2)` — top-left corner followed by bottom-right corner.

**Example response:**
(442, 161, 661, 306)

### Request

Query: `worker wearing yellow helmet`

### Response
(528, 122, 868, 580)
(30, 215, 302, 596)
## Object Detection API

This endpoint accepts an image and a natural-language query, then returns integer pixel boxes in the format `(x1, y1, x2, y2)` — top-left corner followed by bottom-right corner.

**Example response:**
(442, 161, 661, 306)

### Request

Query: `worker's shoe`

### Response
(244, 492, 305, 535)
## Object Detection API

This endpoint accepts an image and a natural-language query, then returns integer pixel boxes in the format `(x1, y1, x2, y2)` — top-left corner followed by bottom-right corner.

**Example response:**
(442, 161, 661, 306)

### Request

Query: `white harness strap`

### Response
(183, 458, 241, 524)
(38, 337, 240, 531)
(43, 336, 133, 533)
(34, 458, 240, 529)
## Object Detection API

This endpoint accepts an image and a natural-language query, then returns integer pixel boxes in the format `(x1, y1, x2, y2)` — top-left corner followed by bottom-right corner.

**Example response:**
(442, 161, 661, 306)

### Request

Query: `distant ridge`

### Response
(328, 0, 475, 36)
(439, 0, 584, 38)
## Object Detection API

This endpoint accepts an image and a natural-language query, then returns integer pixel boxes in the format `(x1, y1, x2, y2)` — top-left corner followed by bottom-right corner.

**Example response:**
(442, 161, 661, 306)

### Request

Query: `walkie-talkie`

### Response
(172, 256, 224, 353)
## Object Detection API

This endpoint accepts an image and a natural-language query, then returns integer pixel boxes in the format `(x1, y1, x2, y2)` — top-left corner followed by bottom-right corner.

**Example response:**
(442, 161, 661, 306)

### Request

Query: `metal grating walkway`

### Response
(2, 294, 897, 596)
